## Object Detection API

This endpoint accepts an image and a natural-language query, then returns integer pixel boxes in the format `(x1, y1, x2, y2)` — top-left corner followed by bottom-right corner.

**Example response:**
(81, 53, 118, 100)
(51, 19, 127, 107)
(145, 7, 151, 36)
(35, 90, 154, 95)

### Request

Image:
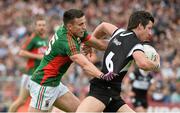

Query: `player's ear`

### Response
(137, 23, 143, 30)
(67, 23, 72, 31)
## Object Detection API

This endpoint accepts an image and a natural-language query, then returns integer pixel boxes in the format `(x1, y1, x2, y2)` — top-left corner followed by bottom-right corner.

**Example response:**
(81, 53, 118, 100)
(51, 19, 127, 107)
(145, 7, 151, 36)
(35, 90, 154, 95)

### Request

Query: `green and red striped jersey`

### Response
(21, 33, 48, 75)
(31, 25, 91, 87)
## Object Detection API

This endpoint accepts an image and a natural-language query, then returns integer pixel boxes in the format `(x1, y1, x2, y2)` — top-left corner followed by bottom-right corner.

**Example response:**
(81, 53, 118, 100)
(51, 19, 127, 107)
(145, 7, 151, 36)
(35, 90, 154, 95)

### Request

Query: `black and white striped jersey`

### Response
(90, 29, 144, 91)
(129, 68, 154, 98)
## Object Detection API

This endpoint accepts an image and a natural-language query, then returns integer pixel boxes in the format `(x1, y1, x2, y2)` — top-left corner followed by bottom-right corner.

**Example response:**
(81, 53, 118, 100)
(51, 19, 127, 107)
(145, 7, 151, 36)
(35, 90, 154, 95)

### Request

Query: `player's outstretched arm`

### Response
(70, 53, 103, 78)
(70, 53, 117, 80)
(19, 49, 43, 60)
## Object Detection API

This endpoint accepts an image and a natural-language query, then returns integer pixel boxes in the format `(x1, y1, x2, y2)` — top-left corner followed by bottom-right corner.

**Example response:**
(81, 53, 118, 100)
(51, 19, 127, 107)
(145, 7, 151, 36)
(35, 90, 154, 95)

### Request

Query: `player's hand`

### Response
(153, 53, 160, 71)
(155, 53, 160, 63)
(81, 44, 93, 56)
(37, 54, 44, 60)
(99, 72, 118, 81)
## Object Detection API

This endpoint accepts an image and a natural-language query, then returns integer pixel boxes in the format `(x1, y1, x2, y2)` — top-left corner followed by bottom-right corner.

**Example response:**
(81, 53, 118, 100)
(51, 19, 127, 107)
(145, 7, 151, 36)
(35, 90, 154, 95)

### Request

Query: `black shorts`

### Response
(88, 82, 125, 112)
(132, 97, 148, 108)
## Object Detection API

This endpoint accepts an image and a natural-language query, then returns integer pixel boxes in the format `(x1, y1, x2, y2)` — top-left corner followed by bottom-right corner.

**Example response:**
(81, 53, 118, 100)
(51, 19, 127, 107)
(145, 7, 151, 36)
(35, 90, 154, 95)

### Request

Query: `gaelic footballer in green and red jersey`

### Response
(21, 33, 48, 75)
(31, 25, 91, 86)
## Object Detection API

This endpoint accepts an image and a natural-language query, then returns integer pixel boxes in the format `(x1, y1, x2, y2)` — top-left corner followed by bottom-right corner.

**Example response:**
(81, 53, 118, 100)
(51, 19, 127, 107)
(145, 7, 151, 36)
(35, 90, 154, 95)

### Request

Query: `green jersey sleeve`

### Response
(80, 31, 91, 42)
(64, 40, 80, 56)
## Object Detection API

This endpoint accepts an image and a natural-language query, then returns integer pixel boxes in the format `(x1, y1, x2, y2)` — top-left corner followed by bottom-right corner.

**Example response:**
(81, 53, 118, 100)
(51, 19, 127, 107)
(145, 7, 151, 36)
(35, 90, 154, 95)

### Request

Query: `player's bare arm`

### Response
(85, 37, 108, 51)
(70, 53, 117, 81)
(92, 22, 118, 38)
(70, 53, 103, 78)
(19, 49, 43, 60)
(84, 22, 118, 51)
(133, 50, 160, 71)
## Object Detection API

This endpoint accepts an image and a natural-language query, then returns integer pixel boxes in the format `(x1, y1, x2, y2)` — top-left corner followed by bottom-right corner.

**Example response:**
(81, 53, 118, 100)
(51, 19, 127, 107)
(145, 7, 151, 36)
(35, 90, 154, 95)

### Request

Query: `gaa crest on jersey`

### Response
(77, 37, 81, 44)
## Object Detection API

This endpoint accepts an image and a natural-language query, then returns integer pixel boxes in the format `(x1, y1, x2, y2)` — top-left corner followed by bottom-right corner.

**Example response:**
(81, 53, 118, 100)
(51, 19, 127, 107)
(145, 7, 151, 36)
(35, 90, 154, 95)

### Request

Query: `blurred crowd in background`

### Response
(0, 0, 179, 112)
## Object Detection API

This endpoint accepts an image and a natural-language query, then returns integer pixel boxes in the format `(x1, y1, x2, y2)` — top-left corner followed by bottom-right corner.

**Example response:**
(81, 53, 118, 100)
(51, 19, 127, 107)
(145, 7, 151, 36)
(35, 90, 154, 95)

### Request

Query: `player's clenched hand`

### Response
(99, 72, 118, 81)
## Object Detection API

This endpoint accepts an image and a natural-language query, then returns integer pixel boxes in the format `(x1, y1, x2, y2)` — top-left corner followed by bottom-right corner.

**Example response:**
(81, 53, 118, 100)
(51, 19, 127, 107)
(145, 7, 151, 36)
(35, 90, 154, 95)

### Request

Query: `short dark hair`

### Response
(63, 9, 84, 26)
(127, 11, 154, 30)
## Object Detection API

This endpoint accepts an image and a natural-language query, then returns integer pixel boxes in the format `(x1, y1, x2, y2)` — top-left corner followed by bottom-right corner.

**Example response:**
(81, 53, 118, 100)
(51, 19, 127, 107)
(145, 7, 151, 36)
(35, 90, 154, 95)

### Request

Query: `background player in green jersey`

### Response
(8, 14, 48, 112)
(28, 9, 117, 112)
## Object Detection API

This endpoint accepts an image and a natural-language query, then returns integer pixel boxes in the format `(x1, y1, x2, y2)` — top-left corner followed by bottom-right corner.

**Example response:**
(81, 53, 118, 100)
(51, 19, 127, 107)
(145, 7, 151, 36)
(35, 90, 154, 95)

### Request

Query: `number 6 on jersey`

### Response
(105, 51, 115, 72)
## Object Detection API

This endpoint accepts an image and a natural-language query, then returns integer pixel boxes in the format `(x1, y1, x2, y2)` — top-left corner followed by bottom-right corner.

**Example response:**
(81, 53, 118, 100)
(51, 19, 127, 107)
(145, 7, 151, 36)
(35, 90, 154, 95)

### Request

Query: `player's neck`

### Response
(132, 29, 142, 41)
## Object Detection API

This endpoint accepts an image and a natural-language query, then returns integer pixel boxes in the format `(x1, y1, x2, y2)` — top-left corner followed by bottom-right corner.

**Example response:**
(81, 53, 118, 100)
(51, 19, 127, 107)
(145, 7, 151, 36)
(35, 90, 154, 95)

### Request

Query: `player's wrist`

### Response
(99, 73, 104, 79)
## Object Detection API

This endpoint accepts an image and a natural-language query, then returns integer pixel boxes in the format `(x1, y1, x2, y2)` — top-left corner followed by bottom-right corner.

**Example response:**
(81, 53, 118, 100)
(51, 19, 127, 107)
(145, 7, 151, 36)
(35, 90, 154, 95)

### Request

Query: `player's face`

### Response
(69, 16, 87, 37)
(35, 20, 47, 36)
(141, 21, 154, 42)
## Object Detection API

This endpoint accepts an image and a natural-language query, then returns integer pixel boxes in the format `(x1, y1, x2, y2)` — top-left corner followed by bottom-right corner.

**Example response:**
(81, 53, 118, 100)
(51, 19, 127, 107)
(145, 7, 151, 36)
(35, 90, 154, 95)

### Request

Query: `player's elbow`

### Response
(100, 22, 107, 27)
(18, 49, 26, 57)
(100, 22, 113, 27)
(98, 22, 110, 31)
(18, 50, 23, 56)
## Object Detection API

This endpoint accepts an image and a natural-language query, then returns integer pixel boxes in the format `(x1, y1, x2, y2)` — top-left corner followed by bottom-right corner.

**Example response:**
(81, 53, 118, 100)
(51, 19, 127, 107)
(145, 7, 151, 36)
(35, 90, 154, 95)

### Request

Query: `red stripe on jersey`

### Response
(67, 33, 78, 55)
(82, 34, 91, 42)
(40, 56, 72, 85)
(21, 33, 36, 49)
(26, 48, 38, 71)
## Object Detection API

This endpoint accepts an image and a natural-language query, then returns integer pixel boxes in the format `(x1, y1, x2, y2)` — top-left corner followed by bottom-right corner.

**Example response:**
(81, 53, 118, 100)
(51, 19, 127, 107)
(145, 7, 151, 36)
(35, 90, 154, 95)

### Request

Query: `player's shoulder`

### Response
(26, 32, 35, 38)
(112, 28, 126, 37)
(24, 33, 36, 43)
(56, 25, 67, 35)
(124, 30, 140, 43)
(112, 29, 136, 40)
(56, 27, 69, 41)
(53, 32, 68, 49)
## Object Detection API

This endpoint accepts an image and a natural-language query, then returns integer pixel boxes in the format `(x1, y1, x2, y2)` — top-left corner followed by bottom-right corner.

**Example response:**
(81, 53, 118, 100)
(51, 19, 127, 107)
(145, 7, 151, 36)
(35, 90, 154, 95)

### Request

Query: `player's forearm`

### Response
(82, 61, 103, 78)
(92, 23, 107, 39)
(89, 39, 108, 51)
(134, 51, 160, 71)
(70, 54, 103, 78)
(138, 60, 160, 71)
(19, 50, 43, 60)
(96, 40, 109, 50)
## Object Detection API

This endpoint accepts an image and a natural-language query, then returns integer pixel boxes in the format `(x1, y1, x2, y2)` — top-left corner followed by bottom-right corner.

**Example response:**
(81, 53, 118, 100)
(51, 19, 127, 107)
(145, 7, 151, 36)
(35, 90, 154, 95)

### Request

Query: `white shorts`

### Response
(29, 80, 69, 110)
(21, 74, 31, 90)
